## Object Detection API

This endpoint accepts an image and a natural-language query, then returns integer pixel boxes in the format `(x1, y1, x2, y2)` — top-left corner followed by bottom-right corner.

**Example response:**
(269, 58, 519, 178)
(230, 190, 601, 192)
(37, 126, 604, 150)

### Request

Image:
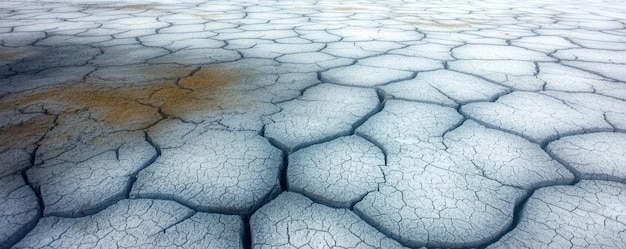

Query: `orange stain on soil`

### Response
(0, 115, 55, 152)
(0, 51, 21, 61)
(0, 66, 246, 149)
(0, 50, 33, 62)
(149, 67, 240, 115)
(179, 67, 236, 91)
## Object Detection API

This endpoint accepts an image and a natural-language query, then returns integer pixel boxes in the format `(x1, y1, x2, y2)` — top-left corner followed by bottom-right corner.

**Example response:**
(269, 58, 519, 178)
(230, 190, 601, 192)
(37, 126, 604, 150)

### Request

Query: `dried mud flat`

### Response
(1, 0, 625, 248)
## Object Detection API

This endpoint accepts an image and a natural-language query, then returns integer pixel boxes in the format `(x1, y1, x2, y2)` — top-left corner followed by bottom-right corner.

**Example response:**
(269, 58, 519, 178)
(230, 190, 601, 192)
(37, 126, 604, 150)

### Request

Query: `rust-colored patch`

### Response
(0, 115, 55, 152)
(0, 51, 20, 61)
(179, 67, 236, 92)
(151, 67, 240, 116)
(0, 66, 248, 151)
(0, 50, 31, 61)
(0, 84, 158, 130)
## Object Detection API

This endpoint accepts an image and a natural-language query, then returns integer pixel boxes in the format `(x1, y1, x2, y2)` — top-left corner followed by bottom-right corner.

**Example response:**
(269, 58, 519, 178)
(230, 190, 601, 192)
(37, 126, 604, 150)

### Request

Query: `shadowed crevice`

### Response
(278, 150, 288, 192)
(475, 189, 536, 249)
(242, 216, 252, 249)
(125, 131, 161, 199)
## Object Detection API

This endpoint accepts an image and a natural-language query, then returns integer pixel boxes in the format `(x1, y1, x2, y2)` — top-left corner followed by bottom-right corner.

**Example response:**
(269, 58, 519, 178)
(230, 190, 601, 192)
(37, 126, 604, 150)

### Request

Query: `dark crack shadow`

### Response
(124, 131, 161, 199)
(475, 189, 535, 249)
(242, 216, 252, 249)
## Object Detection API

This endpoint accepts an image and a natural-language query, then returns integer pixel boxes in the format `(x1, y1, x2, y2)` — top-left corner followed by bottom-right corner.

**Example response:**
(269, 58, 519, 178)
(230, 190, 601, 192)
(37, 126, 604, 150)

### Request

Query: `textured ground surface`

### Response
(1, 0, 625, 248)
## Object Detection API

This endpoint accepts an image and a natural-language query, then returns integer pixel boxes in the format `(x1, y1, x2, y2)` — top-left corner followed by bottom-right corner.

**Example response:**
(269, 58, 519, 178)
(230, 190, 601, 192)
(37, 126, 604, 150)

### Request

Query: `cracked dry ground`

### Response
(1, 0, 626, 248)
